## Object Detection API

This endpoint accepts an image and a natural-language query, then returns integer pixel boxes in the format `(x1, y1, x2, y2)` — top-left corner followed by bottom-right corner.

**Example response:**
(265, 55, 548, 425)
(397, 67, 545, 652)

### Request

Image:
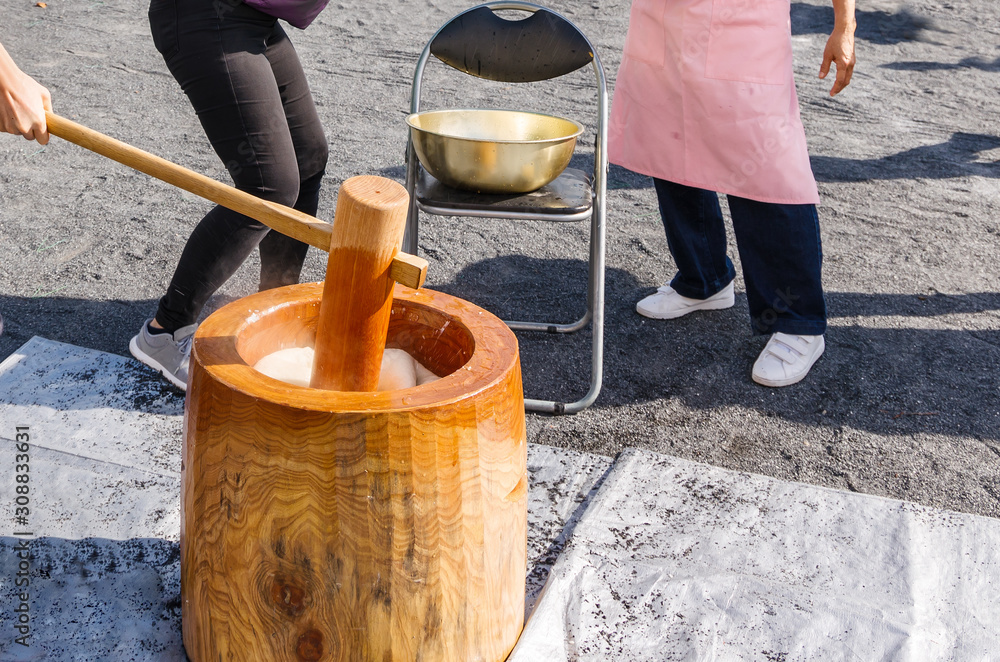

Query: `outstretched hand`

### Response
(1, 72, 51, 144)
(0, 45, 52, 145)
(820, 25, 856, 97)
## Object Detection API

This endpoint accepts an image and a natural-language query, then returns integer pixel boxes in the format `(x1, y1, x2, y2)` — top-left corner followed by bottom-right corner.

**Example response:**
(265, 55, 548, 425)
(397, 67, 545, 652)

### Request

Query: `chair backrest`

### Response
(428, 4, 594, 83)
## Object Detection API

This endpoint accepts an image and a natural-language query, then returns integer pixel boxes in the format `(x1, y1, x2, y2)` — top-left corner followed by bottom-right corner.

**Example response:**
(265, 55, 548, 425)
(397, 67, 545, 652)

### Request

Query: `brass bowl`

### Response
(406, 109, 584, 194)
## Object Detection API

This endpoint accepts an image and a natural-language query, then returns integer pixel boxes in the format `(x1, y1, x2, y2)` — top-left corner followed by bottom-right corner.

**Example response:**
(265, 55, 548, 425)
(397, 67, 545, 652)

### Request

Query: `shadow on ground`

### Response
(0, 291, 252, 369)
(883, 57, 1000, 73)
(0, 296, 157, 363)
(791, 2, 939, 43)
(438, 256, 1000, 441)
(3, 265, 998, 442)
(812, 132, 1000, 182)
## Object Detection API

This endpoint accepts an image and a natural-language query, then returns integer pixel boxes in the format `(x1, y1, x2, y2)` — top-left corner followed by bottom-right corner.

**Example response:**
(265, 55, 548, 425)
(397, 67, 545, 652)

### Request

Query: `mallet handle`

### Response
(45, 112, 427, 289)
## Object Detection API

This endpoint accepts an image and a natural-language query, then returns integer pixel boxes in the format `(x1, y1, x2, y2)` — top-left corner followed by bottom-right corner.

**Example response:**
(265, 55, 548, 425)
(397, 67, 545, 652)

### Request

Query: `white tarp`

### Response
(0, 338, 187, 661)
(510, 448, 1000, 661)
(0, 338, 611, 660)
(5, 338, 999, 661)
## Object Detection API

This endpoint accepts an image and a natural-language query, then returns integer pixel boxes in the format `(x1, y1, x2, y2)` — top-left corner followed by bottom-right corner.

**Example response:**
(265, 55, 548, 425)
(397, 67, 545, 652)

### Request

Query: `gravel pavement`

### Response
(1, 0, 998, 517)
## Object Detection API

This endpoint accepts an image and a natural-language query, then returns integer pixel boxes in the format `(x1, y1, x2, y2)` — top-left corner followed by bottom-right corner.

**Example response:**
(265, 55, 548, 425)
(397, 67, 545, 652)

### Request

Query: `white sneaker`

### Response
(752, 332, 825, 387)
(636, 281, 735, 320)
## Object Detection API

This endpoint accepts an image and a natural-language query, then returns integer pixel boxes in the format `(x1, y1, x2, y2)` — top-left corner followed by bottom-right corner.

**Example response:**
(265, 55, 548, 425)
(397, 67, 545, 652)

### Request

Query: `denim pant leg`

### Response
(653, 178, 736, 299)
(727, 196, 827, 336)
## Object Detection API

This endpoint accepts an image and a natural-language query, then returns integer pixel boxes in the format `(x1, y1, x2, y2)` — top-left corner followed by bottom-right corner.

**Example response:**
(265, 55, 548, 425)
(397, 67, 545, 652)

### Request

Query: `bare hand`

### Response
(819, 27, 856, 97)
(1, 70, 52, 145)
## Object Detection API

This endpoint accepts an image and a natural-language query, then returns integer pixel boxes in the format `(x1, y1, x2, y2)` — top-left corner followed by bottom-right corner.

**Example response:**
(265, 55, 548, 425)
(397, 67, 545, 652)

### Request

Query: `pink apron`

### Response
(608, 0, 820, 205)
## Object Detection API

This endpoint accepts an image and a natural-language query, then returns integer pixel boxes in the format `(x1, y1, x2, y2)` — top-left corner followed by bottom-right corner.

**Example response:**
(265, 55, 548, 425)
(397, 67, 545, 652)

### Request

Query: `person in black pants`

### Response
(130, 0, 329, 390)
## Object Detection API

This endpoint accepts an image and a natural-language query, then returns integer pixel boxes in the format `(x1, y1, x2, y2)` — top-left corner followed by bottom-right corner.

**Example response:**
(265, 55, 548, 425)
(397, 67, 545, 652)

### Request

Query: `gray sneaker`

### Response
(129, 320, 197, 391)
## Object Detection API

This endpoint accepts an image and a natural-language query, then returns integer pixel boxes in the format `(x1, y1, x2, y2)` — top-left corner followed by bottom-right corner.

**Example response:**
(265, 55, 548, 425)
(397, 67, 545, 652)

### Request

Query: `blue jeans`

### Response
(653, 178, 827, 336)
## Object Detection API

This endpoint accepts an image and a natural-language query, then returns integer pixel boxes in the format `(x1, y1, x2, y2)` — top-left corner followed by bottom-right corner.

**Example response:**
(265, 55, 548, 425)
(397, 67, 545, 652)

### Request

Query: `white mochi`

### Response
(414, 359, 440, 385)
(254, 346, 441, 391)
(252, 347, 315, 387)
(377, 348, 418, 391)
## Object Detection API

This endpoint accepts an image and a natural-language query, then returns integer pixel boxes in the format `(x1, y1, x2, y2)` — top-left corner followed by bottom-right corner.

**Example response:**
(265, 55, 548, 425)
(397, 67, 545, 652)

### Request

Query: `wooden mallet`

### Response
(45, 112, 425, 391)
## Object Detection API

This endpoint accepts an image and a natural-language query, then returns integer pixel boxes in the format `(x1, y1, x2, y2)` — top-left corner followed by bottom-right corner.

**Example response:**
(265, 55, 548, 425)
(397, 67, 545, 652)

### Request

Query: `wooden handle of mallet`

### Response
(45, 111, 427, 289)
(310, 176, 409, 391)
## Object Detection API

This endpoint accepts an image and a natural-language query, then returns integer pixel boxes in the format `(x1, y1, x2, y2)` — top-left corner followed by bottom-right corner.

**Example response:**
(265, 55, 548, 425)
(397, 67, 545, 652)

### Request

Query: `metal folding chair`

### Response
(403, 1, 607, 414)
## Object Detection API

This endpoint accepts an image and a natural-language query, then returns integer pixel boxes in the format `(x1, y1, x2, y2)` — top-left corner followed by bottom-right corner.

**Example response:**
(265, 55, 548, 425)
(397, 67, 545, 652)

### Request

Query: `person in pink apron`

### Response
(610, 0, 856, 387)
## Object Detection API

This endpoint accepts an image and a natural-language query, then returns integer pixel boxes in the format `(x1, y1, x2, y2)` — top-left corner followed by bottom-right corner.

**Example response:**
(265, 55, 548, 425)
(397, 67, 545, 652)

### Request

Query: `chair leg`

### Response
(403, 142, 420, 255)
(403, 206, 419, 255)
(524, 196, 605, 414)
(506, 312, 590, 334)
(405, 182, 606, 414)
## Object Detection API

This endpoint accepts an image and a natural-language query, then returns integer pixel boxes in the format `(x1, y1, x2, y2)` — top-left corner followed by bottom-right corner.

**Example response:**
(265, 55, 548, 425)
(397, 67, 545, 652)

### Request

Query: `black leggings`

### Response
(148, 0, 328, 332)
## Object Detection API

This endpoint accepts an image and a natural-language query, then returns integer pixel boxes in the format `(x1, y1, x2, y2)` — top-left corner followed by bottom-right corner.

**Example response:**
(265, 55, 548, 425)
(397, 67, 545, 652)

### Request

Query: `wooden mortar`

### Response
(42, 112, 527, 659)
(181, 282, 527, 662)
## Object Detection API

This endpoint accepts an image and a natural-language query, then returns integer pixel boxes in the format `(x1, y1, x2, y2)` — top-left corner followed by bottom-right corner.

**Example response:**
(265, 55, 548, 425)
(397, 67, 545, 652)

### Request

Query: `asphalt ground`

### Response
(1, 0, 998, 517)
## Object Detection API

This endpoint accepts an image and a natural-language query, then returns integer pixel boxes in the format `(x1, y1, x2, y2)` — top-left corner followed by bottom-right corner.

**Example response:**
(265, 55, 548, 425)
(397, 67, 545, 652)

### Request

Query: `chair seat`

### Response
(404, 1, 607, 413)
(416, 167, 592, 220)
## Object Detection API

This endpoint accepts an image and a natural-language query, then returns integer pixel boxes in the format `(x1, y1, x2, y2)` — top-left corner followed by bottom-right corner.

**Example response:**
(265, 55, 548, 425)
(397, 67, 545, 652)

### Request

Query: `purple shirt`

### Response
(242, 0, 329, 29)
